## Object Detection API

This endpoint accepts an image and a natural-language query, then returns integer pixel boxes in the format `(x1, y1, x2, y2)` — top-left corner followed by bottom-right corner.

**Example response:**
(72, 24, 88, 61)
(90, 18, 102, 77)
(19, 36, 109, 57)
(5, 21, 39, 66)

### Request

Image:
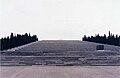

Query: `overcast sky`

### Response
(1, 0, 120, 40)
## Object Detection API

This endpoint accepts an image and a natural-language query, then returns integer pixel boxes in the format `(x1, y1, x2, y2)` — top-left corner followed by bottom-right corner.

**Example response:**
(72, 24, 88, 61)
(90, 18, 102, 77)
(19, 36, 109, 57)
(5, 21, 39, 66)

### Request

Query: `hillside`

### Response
(15, 40, 119, 52)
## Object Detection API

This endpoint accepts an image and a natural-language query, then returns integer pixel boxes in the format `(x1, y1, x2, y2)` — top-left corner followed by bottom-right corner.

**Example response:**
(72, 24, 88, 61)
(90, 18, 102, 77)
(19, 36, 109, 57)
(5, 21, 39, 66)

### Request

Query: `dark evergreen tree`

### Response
(82, 31, 120, 46)
(0, 33, 38, 50)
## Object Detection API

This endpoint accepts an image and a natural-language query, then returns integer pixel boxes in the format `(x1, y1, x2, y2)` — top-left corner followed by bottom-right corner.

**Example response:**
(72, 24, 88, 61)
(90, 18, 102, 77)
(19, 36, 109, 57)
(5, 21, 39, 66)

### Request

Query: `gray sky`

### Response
(1, 0, 120, 40)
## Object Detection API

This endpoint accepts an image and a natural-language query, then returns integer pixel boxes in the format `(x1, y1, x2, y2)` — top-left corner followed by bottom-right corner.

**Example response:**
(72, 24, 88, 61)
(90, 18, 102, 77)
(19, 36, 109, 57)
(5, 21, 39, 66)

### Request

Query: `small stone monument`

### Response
(96, 45, 104, 50)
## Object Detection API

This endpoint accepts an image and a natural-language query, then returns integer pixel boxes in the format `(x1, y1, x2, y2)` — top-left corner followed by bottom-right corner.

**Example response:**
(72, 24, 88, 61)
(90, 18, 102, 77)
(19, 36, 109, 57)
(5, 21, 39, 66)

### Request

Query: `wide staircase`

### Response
(1, 40, 120, 66)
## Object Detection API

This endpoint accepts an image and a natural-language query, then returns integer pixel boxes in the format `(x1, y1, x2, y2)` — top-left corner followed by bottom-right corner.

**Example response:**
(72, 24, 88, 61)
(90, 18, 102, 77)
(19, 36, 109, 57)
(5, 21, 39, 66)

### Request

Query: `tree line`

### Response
(0, 31, 119, 51)
(82, 31, 120, 46)
(0, 33, 38, 50)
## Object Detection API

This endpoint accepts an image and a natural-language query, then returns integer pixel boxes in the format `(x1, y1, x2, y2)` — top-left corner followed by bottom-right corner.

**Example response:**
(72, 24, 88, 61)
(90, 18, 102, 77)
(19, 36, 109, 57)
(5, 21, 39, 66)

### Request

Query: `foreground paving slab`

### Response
(0, 66, 120, 78)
